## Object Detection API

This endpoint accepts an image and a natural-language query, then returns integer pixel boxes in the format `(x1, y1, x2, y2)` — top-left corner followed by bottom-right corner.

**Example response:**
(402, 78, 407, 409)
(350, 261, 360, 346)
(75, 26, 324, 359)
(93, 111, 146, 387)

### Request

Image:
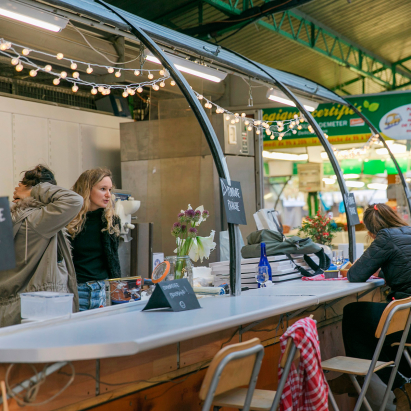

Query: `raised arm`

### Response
(347, 230, 391, 282)
(27, 183, 83, 238)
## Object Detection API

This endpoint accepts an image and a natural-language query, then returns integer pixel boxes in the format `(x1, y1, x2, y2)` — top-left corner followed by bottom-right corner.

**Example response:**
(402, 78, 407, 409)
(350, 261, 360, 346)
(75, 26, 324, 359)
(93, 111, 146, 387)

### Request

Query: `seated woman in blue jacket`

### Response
(330, 203, 411, 409)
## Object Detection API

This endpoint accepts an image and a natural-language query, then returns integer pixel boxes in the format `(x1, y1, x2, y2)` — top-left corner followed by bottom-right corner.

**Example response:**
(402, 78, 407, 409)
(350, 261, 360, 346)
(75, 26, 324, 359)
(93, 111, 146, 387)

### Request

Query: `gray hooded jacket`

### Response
(0, 183, 83, 327)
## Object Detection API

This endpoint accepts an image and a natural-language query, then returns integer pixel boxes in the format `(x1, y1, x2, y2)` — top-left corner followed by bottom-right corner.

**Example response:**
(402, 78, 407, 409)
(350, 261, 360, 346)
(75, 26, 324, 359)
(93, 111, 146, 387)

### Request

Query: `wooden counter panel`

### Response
(99, 344, 178, 393)
(180, 327, 240, 368)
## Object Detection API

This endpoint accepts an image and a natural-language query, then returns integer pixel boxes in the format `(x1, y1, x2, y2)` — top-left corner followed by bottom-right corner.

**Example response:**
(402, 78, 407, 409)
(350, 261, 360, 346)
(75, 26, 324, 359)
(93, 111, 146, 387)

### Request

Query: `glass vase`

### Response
(165, 256, 193, 286)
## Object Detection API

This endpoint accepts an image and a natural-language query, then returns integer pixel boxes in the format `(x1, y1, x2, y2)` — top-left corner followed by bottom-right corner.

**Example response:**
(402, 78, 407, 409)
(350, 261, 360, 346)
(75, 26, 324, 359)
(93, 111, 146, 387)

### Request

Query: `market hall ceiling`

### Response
(104, 0, 411, 96)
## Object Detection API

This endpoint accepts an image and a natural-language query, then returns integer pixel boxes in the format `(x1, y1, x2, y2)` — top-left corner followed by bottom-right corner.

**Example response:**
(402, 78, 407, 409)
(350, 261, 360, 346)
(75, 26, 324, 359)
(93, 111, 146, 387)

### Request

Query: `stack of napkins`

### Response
(210, 254, 316, 289)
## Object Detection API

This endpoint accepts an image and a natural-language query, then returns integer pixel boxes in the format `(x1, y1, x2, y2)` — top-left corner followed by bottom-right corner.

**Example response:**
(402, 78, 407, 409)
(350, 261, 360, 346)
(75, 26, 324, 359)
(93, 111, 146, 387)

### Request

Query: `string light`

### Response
(107, 67, 114, 74)
(137, 86, 143, 93)
(53, 78, 60, 85)
(15, 63, 23, 72)
(148, 72, 154, 80)
(29, 69, 37, 77)
(11, 57, 19, 65)
(44, 65, 52, 72)
(72, 71, 79, 79)
(160, 81, 165, 88)
(70, 62, 77, 70)
(91, 88, 97, 95)
(86, 66, 93, 74)
(170, 80, 176, 86)
(60, 71, 67, 79)
(72, 84, 78, 92)
(56, 53, 63, 60)
(134, 70, 140, 76)
(115, 71, 121, 78)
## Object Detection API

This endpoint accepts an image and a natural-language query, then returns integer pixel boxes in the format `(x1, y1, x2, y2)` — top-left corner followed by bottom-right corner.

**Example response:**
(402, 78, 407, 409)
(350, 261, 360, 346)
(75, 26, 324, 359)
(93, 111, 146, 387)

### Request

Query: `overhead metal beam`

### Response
(200, 0, 411, 91)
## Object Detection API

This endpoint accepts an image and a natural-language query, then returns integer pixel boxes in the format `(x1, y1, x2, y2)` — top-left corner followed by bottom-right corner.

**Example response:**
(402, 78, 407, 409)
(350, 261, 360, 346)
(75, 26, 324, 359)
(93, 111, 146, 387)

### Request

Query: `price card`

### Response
(220, 179, 247, 225)
(344, 193, 360, 226)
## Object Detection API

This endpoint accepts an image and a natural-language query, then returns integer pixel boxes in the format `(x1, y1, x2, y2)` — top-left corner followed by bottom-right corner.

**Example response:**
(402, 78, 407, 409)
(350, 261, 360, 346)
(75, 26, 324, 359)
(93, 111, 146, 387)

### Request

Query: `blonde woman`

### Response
(67, 168, 121, 311)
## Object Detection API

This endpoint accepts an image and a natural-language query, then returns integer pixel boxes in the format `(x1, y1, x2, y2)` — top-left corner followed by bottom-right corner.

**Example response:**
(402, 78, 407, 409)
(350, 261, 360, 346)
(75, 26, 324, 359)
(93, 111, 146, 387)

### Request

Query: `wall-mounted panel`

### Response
(49, 120, 81, 189)
(12, 114, 48, 188)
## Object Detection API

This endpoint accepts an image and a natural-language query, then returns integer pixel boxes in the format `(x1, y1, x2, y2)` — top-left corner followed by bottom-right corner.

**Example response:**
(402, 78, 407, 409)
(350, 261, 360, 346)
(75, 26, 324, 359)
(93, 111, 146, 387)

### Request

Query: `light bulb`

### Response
(241, 113, 246, 117)
(297, 125, 302, 130)
(289, 124, 294, 129)
(44, 65, 52, 72)
(29, 69, 37, 77)
(324, 133, 328, 138)
(70, 62, 77, 70)
(198, 94, 203, 100)
(134, 70, 140, 76)
(122, 91, 128, 98)
(5, 42, 11, 49)
(254, 120, 261, 126)
(98, 86, 104, 93)
(235, 113, 239, 117)
(0, 43, 7, 51)
(244, 120, 249, 126)
(235, 118, 239, 123)
(277, 121, 283, 127)
(11, 57, 19, 65)
(15, 64, 23, 72)
(292, 130, 297, 134)
(160, 81, 165, 88)
(86, 66, 93, 74)
(105, 88, 111, 95)
(128, 89, 135, 96)
(294, 114, 298, 119)
(115, 71, 121, 78)
(159, 69, 165, 75)
(56, 53, 64, 60)
(231, 120, 235, 124)
(295, 120, 300, 125)
(256, 129, 260, 135)
(148, 72, 154, 80)
(137, 86, 143, 93)
(107, 67, 114, 74)
(91, 88, 97, 95)
(270, 135, 274, 140)
(278, 136, 283, 141)
(72, 85, 78, 92)
(225, 115, 230, 121)
(170, 80, 176, 86)
(300, 118, 304, 123)
(152, 84, 159, 91)
(279, 133, 284, 138)
(247, 126, 252, 131)
(53, 78, 60, 85)
(73, 71, 79, 79)
(266, 130, 271, 135)
(60, 71, 67, 79)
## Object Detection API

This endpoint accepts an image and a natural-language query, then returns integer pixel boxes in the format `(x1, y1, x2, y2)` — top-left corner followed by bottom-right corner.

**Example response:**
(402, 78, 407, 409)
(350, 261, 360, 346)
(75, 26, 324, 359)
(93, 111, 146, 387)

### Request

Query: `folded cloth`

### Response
(302, 274, 380, 281)
(278, 317, 328, 411)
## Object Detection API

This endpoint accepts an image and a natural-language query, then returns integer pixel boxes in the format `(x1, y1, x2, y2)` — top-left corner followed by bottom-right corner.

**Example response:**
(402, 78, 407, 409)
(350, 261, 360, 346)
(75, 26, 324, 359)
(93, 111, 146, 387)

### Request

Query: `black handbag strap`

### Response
(286, 249, 329, 277)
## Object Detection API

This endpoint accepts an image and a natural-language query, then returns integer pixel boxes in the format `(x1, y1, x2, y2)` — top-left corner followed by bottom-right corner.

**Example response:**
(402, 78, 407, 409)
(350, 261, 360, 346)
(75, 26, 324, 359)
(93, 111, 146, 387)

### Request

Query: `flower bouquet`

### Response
(297, 210, 341, 247)
(171, 205, 216, 279)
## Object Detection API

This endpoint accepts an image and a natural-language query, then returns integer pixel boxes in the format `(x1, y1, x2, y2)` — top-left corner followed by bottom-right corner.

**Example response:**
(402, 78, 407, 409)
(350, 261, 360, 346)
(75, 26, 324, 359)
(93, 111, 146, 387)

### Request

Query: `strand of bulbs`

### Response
(332, 133, 380, 159)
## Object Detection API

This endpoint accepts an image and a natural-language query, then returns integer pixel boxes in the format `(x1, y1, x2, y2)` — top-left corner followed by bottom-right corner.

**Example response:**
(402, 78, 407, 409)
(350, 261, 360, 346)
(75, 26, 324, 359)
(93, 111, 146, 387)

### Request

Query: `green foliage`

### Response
(297, 211, 341, 246)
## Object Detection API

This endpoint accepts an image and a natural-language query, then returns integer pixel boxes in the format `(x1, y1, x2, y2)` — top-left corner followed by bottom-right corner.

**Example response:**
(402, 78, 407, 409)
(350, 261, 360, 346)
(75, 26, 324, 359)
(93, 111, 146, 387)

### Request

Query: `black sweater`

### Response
(71, 209, 121, 283)
(348, 226, 411, 300)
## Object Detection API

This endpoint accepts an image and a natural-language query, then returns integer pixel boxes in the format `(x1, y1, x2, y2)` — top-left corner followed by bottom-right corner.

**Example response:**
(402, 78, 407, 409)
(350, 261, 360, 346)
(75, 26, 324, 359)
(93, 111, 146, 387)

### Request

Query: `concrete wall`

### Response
(0, 95, 132, 198)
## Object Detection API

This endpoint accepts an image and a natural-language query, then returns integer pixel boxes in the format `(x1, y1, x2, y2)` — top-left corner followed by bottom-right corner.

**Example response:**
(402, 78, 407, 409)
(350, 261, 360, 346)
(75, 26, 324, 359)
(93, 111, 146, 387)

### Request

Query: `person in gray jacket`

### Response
(0, 165, 83, 327)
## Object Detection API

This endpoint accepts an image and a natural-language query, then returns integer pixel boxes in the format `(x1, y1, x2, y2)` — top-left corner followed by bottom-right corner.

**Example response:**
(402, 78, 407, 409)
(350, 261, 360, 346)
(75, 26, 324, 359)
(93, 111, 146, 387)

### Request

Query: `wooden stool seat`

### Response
(391, 342, 411, 347)
(322, 356, 393, 375)
(213, 388, 276, 411)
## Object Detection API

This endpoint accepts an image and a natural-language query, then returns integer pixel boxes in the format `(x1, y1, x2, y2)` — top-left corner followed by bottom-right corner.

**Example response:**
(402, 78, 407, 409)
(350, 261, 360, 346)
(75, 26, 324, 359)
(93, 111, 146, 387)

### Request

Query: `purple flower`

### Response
(202, 210, 209, 219)
(171, 221, 182, 236)
(178, 212, 185, 222)
(181, 224, 187, 233)
(185, 209, 195, 219)
(173, 222, 181, 228)
(193, 209, 202, 222)
(188, 227, 198, 238)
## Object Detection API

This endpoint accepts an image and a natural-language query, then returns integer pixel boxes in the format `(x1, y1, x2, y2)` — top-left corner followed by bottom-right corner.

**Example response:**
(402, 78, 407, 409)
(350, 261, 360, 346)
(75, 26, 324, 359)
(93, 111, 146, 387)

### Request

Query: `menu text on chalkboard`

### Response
(142, 278, 201, 312)
(344, 193, 360, 226)
(0, 197, 16, 272)
(220, 179, 247, 225)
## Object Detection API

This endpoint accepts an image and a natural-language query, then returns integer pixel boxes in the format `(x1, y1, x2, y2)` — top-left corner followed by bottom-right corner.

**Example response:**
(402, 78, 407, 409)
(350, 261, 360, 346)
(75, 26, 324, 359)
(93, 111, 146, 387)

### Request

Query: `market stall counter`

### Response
(0, 279, 385, 410)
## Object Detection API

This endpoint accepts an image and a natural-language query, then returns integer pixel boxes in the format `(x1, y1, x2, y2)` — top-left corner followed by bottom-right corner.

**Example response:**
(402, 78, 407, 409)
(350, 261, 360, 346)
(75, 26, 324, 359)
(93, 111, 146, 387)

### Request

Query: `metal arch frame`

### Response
(94, 0, 242, 296)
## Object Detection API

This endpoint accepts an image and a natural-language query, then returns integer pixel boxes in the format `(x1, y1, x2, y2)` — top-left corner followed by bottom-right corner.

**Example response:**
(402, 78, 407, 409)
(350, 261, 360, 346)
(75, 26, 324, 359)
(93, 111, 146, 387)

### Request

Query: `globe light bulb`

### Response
(241, 113, 246, 117)
(60, 71, 67, 79)
(245, 120, 250, 126)
(56, 53, 64, 60)
(134, 70, 140, 76)
(128, 89, 135, 95)
(0, 43, 7, 51)
(44, 65, 52, 72)
(91, 88, 97, 95)
(11, 57, 19, 65)
(297, 125, 302, 130)
(170, 80, 176, 86)
(29, 69, 37, 77)
(86, 66, 93, 74)
(122, 91, 128, 98)
(270, 135, 274, 140)
(115, 71, 121, 78)
(105, 88, 111, 95)
(148, 72, 154, 80)
(152, 84, 159, 91)
(225, 115, 230, 121)
(254, 120, 261, 126)
(198, 95, 203, 100)
(292, 130, 297, 134)
(107, 67, 114, 74)
(289, 124, 294, 129)
(53, 78, 60, 85)
(256, 129, 260, 135)
(137, 86, 143, 93)
(231, 120, 235, 124)
(300, 118, 304, 123)
(70, 62, 77, 70)
(247, 126, 252, 131)
(159, 69, 165, 75)
(72, 71, 79, 79)
(160, 81, 165, 88)
(72, 85, 78, 92)
(5, 42, 11, 49)
(266, 130, 271, 135)
(235, 118, 239, 123)
(98, 86, 104, 93)
(15, 64, 23, 72)
(234, 113, 239, 117)
(294, 114, 298, 119)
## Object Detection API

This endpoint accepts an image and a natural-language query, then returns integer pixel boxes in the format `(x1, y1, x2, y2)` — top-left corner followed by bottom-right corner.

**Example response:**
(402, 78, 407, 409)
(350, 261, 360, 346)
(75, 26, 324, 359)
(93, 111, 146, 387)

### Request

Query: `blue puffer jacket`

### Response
(348, 226, 411, 300)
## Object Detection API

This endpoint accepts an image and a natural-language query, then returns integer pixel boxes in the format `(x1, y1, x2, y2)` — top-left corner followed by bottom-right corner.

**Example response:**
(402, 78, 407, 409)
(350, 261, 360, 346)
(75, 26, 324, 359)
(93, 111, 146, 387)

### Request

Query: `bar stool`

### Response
(322, 296, 411, 411)
(199, 334, 302, 411)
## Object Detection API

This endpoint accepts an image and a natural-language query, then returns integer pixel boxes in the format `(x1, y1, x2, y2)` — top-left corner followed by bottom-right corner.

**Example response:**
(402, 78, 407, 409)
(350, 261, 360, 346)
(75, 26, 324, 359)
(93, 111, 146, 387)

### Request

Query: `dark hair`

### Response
(363, 203, 407, 236)
(20, 164, 57, 187)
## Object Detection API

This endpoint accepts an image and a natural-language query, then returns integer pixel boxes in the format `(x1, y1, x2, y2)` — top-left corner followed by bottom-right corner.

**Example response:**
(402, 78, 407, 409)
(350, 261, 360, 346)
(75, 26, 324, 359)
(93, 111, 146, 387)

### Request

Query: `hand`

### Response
(13, 183, 32, 203)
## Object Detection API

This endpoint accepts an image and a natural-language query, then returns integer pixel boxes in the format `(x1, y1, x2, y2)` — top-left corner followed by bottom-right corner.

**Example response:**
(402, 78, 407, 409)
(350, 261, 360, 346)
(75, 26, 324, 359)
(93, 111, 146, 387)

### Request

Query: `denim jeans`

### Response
(77, 280, 107, 311)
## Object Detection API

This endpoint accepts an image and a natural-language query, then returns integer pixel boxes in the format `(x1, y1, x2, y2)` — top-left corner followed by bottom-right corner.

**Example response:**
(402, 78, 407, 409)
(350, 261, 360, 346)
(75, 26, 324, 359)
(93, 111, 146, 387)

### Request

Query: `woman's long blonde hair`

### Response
(67, 168, 120, 238)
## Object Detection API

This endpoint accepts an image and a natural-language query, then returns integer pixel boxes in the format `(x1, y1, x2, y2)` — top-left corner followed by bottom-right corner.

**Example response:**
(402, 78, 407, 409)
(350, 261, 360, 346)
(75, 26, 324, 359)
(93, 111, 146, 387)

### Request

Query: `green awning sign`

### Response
(263, 91, 411, 149)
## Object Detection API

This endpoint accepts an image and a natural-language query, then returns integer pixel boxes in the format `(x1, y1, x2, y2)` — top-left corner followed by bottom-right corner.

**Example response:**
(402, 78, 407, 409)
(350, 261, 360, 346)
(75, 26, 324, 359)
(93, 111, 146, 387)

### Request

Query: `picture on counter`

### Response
(109, 277, 142, 304)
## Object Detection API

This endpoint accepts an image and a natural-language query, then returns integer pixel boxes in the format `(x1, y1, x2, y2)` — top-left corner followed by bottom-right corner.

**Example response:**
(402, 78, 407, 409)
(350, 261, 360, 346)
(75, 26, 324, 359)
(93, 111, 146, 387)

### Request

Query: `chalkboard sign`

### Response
(142, 278, 201, 312)
(344, 193, 360, 226)
(0, 197, 16, 271)
(220, 179, 247, 225)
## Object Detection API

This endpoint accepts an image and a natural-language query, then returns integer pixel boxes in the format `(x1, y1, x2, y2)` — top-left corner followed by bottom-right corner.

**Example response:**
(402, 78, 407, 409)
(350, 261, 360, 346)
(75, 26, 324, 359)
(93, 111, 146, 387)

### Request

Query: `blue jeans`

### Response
(77, 280, 107, 311)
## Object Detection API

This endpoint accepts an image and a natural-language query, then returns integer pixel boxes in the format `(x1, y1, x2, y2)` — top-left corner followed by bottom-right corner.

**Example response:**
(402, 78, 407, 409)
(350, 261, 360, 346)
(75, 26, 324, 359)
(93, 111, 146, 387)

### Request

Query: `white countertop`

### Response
(0, 279, 384, 363)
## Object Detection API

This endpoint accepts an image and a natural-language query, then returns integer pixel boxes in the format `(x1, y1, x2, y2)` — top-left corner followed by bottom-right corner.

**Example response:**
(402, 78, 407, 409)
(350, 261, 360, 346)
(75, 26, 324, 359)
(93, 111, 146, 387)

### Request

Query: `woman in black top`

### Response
(67, 168, 121, 311)
(329, 204, 411, 409)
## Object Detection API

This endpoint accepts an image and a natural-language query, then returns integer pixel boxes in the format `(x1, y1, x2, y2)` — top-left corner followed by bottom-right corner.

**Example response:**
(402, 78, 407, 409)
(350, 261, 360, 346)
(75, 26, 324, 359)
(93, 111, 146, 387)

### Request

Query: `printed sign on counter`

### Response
(344, 193, 360, 226)
(220, 179, 247, 225)
(0, 197, 16, 272)
(142, 279, 201, 312)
